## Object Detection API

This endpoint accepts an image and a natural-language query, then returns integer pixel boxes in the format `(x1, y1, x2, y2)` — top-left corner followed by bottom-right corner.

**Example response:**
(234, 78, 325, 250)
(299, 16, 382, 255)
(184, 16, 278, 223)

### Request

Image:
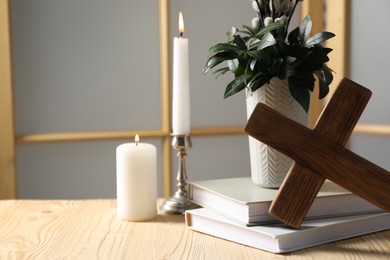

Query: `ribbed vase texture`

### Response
(246, 78, 308, 188)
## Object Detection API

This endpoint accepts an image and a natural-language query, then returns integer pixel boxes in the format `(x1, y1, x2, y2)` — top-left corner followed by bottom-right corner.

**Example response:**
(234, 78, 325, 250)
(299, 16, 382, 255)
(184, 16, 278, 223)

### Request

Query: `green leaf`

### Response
(299, 14, 312, 43)
(277, 59, 289, 79)
(322, 64, 334, 85)
(305, 47, 330, 64)
(246, 38, 260, 51)
(227, 59, 239, 73)
(247, 51, 271, 72)
(318, 76, 330, 99)
(208, 51, 240, 61)
(224, 75, 248, 98)
(242, 25, 259, 37)
(204, 56, 229, 73)
(288, 78, 310, 113)
(247, 72, 269, 92)
(204, 44, 243, 74)
(288, 71, 315, 112)
(249, 58, 257, 71)
(306, 32, 335, 47)
(287, 27, 300, 44)
(314, 64, 333, 99)
(213, 67, 230, 78)
(208, 43, 243, 57)
(247, 49, 261, 60)
(233, 35, 247, 50)
(255, 21, 285, 39)
(258, 33, 277, 50)
(203, 9, 334, 103)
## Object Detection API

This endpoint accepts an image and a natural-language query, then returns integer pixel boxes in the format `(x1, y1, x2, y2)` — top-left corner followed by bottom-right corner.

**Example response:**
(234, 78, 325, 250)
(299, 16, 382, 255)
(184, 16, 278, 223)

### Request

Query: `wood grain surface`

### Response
(0, 200, 389, 259)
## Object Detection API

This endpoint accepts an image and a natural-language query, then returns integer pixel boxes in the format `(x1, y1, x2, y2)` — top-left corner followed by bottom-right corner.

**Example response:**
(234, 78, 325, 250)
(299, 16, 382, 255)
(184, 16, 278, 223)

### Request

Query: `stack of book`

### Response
(184, 177, 390, 253)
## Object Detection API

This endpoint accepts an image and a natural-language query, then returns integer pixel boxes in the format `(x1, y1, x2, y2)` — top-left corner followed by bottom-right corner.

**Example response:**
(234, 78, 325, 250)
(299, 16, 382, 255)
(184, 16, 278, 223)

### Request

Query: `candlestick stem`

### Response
(159, 134, 199, 214)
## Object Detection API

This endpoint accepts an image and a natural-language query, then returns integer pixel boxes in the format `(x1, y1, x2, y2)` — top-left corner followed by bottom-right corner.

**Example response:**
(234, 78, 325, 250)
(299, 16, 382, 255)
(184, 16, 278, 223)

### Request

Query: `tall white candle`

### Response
(172, 11, 190, 135)
(116, 134, 157, 221)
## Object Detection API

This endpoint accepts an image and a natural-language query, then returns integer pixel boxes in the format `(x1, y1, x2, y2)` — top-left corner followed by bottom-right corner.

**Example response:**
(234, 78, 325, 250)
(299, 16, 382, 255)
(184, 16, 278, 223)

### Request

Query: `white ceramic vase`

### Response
(246, 78, 308, 188)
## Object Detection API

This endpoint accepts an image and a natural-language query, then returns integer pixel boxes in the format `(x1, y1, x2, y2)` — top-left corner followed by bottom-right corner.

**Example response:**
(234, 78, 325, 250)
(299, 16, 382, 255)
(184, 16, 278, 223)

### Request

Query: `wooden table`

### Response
(0, 199, 389, 259)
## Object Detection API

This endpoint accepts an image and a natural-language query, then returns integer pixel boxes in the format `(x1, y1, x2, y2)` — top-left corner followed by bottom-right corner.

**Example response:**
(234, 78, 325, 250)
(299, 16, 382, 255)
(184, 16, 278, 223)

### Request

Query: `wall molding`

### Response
(0, 0, 16, 199)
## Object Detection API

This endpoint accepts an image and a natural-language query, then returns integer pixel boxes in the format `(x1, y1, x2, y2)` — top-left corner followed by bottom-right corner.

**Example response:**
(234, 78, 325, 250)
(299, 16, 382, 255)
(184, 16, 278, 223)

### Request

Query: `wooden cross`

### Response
(244, 78, 390, 228)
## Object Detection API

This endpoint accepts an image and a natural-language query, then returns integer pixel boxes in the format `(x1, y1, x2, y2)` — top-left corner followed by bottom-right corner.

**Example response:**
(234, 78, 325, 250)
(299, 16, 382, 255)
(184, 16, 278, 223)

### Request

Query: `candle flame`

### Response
(135, 134, 139, 145)
(178, 12, 184, 36)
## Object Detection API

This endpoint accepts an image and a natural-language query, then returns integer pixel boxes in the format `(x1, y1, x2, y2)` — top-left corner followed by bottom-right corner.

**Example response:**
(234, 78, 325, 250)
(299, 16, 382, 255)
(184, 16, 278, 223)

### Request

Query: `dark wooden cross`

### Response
(244, 78, 390, 228)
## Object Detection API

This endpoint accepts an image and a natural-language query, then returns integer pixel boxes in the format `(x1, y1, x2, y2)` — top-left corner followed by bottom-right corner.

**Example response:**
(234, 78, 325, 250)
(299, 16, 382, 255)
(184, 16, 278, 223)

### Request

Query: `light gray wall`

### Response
(11, 1, 161, 133)
(12, 1, 384, 200)
(11, 0, 256, 199)
(11, 0, 162, 199)
(348, 0, 390, 170)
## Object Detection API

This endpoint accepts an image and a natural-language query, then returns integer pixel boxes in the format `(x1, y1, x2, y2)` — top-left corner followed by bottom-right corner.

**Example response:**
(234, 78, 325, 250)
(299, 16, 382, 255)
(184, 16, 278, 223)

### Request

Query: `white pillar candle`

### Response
(116, 134, 157, 221)
(172, 11, 190, 135)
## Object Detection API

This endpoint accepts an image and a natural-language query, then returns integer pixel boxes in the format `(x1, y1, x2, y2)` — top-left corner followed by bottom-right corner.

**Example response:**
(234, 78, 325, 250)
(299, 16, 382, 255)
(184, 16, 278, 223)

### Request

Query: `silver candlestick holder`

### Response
(159, 134, 199, 214)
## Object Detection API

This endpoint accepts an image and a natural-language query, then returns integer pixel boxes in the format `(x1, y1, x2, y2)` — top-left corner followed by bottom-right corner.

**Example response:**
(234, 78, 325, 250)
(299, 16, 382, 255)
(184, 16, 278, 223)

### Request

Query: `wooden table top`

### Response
(0, 199, 389, 259)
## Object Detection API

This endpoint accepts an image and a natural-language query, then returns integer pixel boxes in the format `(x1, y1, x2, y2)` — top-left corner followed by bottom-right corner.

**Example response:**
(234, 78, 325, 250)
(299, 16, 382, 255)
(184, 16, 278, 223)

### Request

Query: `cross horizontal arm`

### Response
(268, 78, 372, 227)
(245, 103, 390, 213)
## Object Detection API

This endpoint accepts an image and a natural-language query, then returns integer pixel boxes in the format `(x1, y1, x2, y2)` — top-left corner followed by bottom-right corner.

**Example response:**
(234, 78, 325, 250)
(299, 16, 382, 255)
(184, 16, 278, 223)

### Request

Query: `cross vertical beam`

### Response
(244, 79, 390, 227)
(270, 78, 371, 227)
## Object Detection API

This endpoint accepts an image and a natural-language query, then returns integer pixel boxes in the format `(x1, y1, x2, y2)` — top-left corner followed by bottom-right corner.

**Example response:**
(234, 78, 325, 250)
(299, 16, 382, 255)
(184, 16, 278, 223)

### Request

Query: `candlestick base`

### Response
(159, 134, 199, 214)
(159, 190, 198, 215)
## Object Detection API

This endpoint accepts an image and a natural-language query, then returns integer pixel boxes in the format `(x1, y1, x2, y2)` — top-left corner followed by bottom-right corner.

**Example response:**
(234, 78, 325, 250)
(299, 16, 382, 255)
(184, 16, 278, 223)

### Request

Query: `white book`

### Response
(185, 207, 390, 253)
(188, 177, 382, 226)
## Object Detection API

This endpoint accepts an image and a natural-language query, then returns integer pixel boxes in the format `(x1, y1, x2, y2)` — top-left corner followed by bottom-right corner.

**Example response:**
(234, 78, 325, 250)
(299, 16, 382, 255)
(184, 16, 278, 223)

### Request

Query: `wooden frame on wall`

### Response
(301, 0, 325, 127)
(0, 0, 16, 199)
(324, 0, 390, 136)
(1, 0, 389, 199)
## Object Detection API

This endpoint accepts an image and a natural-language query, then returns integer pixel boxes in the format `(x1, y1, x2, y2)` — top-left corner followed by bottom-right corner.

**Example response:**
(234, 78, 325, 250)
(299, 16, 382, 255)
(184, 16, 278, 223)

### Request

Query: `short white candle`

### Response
(116, 134, 157, 221)
(172, 11, 190, 135)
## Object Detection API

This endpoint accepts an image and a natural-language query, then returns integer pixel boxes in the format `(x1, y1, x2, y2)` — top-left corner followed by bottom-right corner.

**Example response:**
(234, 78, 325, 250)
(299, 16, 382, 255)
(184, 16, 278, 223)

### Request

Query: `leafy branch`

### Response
(204, 14, 334, 113)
